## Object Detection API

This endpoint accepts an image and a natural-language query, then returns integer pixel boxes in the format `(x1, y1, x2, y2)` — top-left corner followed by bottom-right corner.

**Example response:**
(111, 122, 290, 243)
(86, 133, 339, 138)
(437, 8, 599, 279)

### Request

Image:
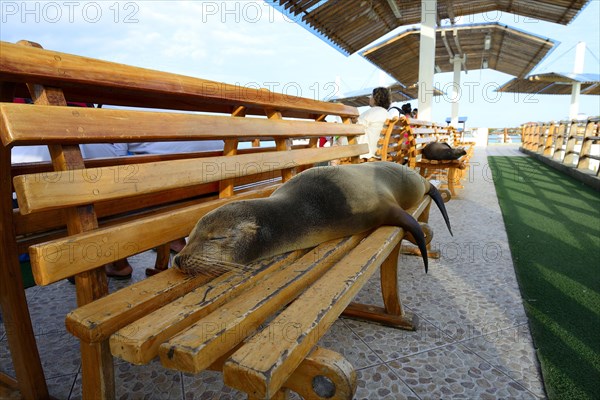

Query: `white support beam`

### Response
(569, 41, 585, 120)
(386, 0, 402, 18)
(417, 0, 437, 121)
(450, 55, 462, 127)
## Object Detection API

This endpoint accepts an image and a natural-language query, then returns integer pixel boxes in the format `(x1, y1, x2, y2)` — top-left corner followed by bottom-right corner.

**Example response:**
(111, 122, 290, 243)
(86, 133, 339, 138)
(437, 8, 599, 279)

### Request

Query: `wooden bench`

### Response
(378, 116, 472, 196)
(1, 40, 442, 399)
(519, 118, 600, 188)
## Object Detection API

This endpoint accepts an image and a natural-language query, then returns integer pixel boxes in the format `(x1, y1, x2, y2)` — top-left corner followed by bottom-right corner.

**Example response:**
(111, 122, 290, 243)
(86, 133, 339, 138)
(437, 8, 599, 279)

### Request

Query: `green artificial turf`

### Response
(488, 156, 600, 400)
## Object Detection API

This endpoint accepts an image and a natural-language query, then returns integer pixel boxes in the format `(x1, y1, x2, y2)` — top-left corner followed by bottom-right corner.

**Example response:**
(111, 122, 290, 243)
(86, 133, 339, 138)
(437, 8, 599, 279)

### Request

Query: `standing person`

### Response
(357, 87, 392, 161)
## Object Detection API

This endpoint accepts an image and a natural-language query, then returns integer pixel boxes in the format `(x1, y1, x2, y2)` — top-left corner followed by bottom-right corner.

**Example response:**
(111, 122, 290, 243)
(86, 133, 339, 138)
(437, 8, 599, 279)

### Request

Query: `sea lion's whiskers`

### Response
(180, 255, 253, 277)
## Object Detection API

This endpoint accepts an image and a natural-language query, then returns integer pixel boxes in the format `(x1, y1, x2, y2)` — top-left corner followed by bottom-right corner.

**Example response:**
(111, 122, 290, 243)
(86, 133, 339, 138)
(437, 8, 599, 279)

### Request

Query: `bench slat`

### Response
(412, 128, 437, 135)
(0, 103, 365, 146)
(109, 250, 305, 365)
(29, 186, 278, 285)
(223, 226, 404, 398)
(0, 41, 358, 118)
(14, 144, 367, 214)
(157, 234, 368, 373)
(68, 249, 302, 347)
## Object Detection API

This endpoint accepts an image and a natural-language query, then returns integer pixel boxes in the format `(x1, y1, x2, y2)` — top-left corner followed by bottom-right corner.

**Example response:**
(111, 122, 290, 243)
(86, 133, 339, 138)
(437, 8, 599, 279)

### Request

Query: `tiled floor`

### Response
(0, 144, 545, 399)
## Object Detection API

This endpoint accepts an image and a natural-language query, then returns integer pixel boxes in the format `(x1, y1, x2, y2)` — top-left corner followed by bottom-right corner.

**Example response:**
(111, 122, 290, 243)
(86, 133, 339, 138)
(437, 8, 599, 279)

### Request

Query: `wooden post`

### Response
(17, 40, 115, 399)
(267, 109, 295, 182)
(0, 144, 50, 399)
(563, 120, 580, 166)
(576, 119, 597, 171)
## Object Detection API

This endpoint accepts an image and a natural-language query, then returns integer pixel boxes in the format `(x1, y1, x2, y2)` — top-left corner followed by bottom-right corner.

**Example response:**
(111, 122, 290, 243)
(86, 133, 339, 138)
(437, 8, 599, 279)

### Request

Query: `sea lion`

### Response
(422, 142, 466, 161)
(173, 162, 452, 275)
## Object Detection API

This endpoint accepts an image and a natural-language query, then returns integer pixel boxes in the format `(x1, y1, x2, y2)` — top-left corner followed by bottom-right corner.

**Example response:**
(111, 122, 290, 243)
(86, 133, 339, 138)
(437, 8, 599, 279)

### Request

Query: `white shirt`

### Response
(81, 144, 129, 159)
(357, 106, 391, 159)
(127, 141, 224, 154)
(11, 144, 130, 163)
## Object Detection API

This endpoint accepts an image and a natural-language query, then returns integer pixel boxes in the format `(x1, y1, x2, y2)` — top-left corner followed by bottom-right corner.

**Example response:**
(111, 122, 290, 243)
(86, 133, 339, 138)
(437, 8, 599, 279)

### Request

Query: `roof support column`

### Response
(569, 41, 586, 120)
(450, 55, 462, 127)
(417, 0, 437, 121)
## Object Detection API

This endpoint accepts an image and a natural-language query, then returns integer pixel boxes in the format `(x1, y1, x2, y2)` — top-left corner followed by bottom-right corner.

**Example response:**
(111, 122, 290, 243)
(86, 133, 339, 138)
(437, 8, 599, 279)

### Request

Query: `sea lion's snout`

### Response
(454, 147, 467, 158)
(172, 253, 182, 269)
(175, 203, 263, 275)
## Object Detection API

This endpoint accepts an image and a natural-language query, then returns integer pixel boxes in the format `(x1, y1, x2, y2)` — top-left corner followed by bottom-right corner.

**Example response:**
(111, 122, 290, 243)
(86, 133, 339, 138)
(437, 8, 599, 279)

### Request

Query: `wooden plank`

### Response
(0, 144, 49, 399)
(23, 72, 115, 398)
(14, 168, 280, 237)
(68, 250, 300, 347)
(0, 42, 358, 116)
(67, 269, 215, 343)
(158, 234, 368, 373)
(110, 250, 305, 365)
(29, 186, 278, 285)
(223, 226, 404, 399)
(14, 144, 367, 214)
(0, 41, 359, 118)
(268, 110, 295, 182)
(0, 103, 364, 146)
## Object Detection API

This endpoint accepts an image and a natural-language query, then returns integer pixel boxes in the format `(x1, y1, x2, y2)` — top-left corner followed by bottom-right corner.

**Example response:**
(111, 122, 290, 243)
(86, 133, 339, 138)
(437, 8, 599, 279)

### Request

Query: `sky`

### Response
(0, 0, 599, 128)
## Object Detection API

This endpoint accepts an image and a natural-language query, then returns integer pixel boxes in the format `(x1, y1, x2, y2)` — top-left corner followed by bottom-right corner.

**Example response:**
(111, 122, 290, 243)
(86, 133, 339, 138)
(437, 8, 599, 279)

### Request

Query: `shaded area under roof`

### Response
(361, 22, 557, 86)
(497, 72, 600, 95)
(268, 0, 589, 55)
(331, 82, 444, 107)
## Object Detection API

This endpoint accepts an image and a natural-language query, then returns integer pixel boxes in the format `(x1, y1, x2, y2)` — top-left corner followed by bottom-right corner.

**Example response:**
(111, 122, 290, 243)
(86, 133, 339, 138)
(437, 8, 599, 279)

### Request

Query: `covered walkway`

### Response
(0, 144, 546, 399)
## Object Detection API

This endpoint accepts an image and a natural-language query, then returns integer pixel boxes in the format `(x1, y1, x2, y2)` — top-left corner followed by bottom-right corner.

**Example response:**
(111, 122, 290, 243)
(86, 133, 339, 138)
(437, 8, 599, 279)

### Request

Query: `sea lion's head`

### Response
(173, 201, 262, 275)
(451, 147, 467, 159)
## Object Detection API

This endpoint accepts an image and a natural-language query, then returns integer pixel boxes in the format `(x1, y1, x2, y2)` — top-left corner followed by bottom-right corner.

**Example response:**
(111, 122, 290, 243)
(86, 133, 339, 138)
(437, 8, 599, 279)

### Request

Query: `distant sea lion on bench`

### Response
(174, 162, 452, 275)
(423, 142, 466, 160)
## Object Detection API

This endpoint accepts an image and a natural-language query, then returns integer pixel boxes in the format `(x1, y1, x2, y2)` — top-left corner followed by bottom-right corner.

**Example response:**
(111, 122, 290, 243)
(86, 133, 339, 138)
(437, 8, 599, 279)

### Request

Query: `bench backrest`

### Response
(378, 116, 455, 167)
(399, 118, 453, 168)
(0, 40, 366, 289)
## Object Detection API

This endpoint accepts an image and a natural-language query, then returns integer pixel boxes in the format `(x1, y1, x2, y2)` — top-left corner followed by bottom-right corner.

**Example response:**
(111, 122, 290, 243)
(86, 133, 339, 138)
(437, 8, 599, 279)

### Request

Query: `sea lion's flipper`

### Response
(427, 185, 453, 236)
(388, 206, 429, 273)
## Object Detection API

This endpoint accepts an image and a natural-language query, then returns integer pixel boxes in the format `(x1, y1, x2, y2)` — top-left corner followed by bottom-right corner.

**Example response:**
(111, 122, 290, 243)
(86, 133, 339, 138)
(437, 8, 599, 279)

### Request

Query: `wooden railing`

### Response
(520, 117, 600, 177)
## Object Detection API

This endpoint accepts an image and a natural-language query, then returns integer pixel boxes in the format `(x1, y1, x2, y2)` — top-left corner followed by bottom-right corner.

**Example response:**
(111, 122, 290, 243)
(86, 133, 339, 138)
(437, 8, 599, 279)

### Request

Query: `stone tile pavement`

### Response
(0, 144, 545, 399)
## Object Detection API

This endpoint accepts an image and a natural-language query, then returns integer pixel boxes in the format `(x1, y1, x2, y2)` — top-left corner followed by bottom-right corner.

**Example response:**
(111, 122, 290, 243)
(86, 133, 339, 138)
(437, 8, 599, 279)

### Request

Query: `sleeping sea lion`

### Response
(422, 142, 466, 160)
(173, 162, 452, 275)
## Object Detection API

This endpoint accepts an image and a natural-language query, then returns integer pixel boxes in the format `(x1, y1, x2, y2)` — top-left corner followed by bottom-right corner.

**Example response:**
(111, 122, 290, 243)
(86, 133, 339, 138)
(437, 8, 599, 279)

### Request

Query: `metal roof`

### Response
(497, 72, 600, 95)
(360, 22, 557, 85)
(268, 0, 589, 55)
(331, 82, 444, 107)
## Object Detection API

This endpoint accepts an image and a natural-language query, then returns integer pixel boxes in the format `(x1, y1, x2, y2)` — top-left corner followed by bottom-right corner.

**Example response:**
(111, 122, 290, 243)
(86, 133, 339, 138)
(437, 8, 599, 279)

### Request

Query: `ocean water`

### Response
(487, 135, 522, 144)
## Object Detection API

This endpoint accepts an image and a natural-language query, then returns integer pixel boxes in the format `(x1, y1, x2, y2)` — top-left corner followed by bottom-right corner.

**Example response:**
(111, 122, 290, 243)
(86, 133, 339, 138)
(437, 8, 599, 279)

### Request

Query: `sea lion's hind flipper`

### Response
(386, 207, 429, 273)
(427, 185, 453, 236)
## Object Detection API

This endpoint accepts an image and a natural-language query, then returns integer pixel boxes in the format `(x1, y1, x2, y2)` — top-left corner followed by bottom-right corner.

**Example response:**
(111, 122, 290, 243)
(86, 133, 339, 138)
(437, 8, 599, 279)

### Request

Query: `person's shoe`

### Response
(105, 259, 133, 280)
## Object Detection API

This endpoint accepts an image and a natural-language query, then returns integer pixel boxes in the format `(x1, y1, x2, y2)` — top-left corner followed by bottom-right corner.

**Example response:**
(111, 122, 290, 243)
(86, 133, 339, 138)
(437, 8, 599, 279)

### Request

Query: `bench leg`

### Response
(146, 243, 171, 276)
(447, 168, 457, 196)
(342, 242, 415, 330)
(80, 340, 115, 399)
(0, 145, 49, 399)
